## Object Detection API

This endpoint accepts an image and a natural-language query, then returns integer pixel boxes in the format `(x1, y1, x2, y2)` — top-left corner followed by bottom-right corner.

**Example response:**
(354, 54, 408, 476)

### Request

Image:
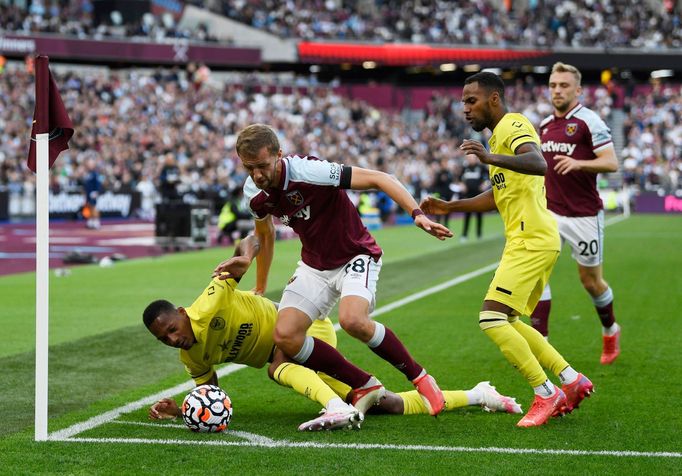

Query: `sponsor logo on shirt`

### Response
(226, 323, 253, 360)
(541, 140, 577, 156)
(280, 206, 311, 226)
(329, 163, 341, 181)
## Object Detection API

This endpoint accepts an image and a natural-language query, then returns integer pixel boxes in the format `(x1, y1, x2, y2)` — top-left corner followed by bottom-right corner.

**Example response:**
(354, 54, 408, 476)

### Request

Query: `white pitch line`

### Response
(112, 420, 187, 429)
(49, 364, 246, 440)
(229, 430, 279, 445)
(50, 436, 681, 459)
(111, 420, 277, 445)
(370, 262, 499, 319)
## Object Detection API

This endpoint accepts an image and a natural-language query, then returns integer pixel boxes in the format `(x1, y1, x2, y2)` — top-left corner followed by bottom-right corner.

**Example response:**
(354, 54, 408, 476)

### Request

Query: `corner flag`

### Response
(26, 55, 74, 173)
(30, 55, 74, 442)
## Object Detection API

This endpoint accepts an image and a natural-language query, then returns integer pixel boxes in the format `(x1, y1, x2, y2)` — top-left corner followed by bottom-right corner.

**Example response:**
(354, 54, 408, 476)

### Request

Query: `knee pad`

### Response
(479, 310, 510, 331)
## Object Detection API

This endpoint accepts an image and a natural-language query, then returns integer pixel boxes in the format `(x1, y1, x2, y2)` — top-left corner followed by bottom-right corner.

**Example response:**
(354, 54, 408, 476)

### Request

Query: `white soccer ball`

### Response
(182, 384, 233, 433)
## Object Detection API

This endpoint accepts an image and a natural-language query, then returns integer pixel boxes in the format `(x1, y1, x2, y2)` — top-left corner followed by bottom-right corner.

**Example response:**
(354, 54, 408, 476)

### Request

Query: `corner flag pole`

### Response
(35, 130, 49, 441)
(28, 55, 74, 441)
(33, 56, 50, 442)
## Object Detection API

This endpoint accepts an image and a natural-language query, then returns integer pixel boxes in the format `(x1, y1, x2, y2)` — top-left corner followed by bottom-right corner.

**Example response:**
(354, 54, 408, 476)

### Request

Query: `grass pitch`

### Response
(1, 213, 681, 474)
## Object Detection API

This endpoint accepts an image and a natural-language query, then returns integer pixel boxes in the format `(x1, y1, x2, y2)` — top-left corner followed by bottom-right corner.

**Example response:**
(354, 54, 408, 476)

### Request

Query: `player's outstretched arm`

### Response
(212, 218, 274, 295)
(350, 167, 453, 240)
(253, 217, 275, 295)
(212, 234, 260, 281)
(421, 189, 496, 214)
(149, 398, 181, 420)
(461, 140, 547, 176)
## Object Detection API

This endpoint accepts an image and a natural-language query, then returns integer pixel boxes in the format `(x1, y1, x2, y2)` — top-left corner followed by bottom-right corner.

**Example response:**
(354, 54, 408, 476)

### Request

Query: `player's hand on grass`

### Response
(149, 398, 181, 420)
(212, 256, 251, 280)
(414, 214, 453, 240)
(553, 155, 581, 175)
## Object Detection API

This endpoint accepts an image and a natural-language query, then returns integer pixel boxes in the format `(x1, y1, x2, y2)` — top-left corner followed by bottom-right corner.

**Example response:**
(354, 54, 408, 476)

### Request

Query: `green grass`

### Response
(1, 214, 681, 474)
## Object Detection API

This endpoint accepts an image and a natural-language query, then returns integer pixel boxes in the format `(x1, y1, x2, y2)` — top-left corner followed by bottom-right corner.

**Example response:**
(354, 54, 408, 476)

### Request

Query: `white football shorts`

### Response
(279, 255, 382, 320)
(552, 210, 605, 267)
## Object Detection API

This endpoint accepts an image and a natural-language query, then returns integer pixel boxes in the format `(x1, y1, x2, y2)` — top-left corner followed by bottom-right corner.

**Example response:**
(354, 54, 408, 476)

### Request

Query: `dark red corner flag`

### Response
(26, 55, 74, 173)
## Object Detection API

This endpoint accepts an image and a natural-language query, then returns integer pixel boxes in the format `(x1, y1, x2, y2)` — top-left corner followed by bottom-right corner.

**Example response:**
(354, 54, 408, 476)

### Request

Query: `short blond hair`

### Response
(551, 62, 582, 85)
(236, 124, 280, 159)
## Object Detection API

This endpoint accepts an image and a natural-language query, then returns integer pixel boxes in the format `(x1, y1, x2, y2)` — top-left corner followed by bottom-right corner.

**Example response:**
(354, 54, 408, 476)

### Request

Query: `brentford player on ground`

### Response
(532, 62, 621, 365)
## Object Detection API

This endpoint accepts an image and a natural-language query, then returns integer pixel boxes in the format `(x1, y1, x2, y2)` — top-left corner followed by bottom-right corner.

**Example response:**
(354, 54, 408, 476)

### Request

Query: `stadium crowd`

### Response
(0, 2, 219, 43)
(621, 83, 682, 193)
(2, 1, 680, 49)
(204, 0, 681, 49)
(1, 64, 680, 221)
(0, 64, 471, 219)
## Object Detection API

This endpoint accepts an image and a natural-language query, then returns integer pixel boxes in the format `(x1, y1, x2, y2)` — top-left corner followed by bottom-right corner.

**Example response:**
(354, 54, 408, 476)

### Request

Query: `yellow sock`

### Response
(480, 311, 548, 387)
(318, 372, 352, 402)
(398, 390, 469, 415)
(273, 362, 339, 408)
(510, 318, 569, 377)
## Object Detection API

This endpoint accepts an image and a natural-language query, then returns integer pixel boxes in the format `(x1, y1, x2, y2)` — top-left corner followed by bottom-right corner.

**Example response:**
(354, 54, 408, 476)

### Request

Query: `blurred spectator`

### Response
(135, 173, 158, 221)
(158, 154, 181, 203)
(458, 154, 489, 241)
(216, 187, 252, 244)
(431, 159, 455, 227)
(82, 157, 102, 229)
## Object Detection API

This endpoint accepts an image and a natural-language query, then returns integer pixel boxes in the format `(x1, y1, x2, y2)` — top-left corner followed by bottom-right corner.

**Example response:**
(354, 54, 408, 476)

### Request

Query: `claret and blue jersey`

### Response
(244, 155, 382, 270)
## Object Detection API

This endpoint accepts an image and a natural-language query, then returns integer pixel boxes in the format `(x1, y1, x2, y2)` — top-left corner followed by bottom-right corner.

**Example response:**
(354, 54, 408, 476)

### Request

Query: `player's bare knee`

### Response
(273, 326, 301, 356)
(580, 275, 604, 296)
(267, 361, 278, 380)
(338, 313, 372, 340)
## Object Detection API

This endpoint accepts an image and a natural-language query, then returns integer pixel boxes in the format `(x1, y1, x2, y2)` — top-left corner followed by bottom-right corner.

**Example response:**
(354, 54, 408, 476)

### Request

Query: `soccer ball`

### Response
(181, 384, 233, 433)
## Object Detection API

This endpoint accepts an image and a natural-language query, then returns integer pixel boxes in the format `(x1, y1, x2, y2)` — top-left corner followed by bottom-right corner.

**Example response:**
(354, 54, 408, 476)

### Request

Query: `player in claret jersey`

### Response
(215, 123, 453, 420)
(532, 62, 621, 365)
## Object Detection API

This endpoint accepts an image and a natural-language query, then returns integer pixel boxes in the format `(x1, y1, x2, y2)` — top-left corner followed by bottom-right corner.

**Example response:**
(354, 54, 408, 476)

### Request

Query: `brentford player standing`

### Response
(532, 62, 621, 364)
(214, 123, 453, 421)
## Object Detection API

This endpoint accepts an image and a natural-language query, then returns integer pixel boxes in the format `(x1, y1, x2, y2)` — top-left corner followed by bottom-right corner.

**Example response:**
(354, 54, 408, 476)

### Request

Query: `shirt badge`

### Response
(565, 123, 578, 136)
(286, 190, 304, 206)
(209, 316, 225, 330)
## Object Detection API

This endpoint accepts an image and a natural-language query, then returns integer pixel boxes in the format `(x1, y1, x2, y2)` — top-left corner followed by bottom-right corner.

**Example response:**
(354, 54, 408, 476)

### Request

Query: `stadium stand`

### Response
(0, 1, 219, 43)
(3, 60, 678, 222)
(621, 83, 682, 193)
(191, 0, 681, 48)
(3, 1, 680, 49)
